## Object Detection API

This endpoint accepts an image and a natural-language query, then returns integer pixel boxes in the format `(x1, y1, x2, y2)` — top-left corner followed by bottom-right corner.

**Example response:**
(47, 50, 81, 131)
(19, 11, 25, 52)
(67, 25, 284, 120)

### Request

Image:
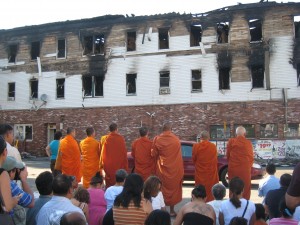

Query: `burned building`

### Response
(1, 2, 300, 158)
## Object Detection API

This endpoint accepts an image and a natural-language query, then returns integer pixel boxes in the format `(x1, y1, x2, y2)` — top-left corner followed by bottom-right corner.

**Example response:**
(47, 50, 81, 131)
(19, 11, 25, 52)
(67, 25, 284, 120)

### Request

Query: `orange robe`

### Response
(55, 135, 82, 182)
(226, 136, 254, 200)
(192, 140, 219, 202)
(151, 131, 184, 206)
(99, 132, 128, 188)
(131, 136, 155, 181)
(80, 136, 100, 188)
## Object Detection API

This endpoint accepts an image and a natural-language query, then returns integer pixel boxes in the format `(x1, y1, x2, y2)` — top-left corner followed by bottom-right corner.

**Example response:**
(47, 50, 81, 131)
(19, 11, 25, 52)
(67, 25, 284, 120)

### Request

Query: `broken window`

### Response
(219, 68, 230, 90)
(210, 125, 231, 140)
(83, 35, 105, 55)
(260, 124, 278, 138)
(159, 28, 169, 49)
(294, 16, 300, 38)
(251, 65, 264, 88)
(31, 41, 40, 60)
(127, 31, 136, 51)
(126, 74, 137, 95)
(57, 39, 66, 58)
(191, 70, 202, 92)
(190, 25, 202, 47)
(30, 79, 38, 99)
(249, 19, 263, 42)
(297, 63, 300, 86)
(217, 22, 229, 44)
(82, 75, 103, 97)
(56, 78, 65, 99)
(8, 82, 15, 101)
(8, 44, 18, 63)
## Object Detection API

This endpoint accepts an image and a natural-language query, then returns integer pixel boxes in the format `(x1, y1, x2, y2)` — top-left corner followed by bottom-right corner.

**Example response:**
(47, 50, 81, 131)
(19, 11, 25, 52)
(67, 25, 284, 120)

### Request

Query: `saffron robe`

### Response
(131, 136, 155, 181)
(192, 140, 219, 202)
(80, 136, 100, 188)
(99, 132, 128, 188)
(55, 135, 82, 182)
(151, 131, 184, 206)
(226, 136, 254, 200)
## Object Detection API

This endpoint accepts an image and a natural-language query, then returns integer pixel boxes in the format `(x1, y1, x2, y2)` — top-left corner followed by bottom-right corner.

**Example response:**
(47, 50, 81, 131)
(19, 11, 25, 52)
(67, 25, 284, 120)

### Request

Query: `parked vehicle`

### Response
(127, 140, 265, 187)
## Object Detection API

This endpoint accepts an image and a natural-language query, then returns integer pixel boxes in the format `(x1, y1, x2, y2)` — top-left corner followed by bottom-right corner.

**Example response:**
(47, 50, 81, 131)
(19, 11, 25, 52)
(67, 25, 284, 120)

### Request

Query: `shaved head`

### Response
(60, 212, 86, 225)
(162, 122, 172, 131)
(200, 131, 209, 140)
(236, 126, 246, 136)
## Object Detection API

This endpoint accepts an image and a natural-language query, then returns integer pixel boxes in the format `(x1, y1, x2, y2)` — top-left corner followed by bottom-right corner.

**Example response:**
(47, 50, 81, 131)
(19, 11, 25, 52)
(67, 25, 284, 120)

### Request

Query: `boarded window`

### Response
(127, 31, 136, 51)
(249, 19, 263, 42)
(126, 74, 137, 95)
(294, 16, 300, 38)
(251, 65, 264, 88)
(8, 82, 15, 101)
(30, 79, 38, 99)
(260, 124, 278, 138)
(217, 22, 229, 44)
(56, 78, 65, 99)
(82, 76, 103, 97)
(297, 63, 300, 86)
(219, 68, 230, 90)
(31, 41, 40, 60)
(234, 124, 255, 139)
(160, 71, 170, 87)
(190, 25, 202, 47)
(210, 125, 231, 140)
(57, 39, 66, 58)
(284, 123, 300, 138)
(191, 70, 202, 92)
(83, 35, 105, 55)
(8, 44, 18, 63)
(159, 28, 169, 49)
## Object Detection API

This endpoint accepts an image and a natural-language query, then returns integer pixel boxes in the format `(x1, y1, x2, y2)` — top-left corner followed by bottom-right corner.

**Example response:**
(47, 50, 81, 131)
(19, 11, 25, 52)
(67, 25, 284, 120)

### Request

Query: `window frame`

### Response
(260, 124, 278, 139)
(14, 124, 33, 141)
(57, 38, 66, 59)
(191, 70, 202, 92)
(249, 19, 263, 43)
(8, 44, 18, 63)
(8, 82, 15, 101)
(219, 68, 231, 90)
(30, 41, 40, 60)
(82, 75, 104, 98)
(29, 79, 38, 100)
(56, 78, 65, 99)
(210, 125, 231, 140)
(251, 65, 265, 89)
(126, 31, 137, 52)
(190, 25, 202, 47)
(126, 73, 137, 96)
(217, 22, 229, 44)
(284, 123, 300, 138)
(158, 28, 169, 49)
(83, 35, 105, 56)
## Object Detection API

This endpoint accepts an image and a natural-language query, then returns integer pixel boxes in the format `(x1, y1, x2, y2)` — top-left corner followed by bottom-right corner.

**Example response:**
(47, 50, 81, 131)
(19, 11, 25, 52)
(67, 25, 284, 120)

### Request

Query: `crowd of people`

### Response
(0, 122, 299, 225)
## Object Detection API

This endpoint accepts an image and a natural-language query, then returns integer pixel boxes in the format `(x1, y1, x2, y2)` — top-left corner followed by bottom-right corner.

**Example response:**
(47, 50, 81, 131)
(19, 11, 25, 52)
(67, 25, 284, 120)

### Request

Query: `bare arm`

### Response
(173, 207, 185, 225)
(249, 213, 256, 225)
(285, 193, 300, 210)
(45, 145, 51, 157)
(19, 167, 34, 208)
(0, 171, 19, 211)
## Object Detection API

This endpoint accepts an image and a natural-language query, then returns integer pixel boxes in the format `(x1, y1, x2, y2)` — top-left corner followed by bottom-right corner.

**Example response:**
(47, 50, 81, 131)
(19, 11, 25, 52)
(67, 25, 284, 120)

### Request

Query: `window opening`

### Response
(8, 82, 15, 101)
(31, 41, 40, 60)
(219, 68, 230, 90)
(14, 124, 33, 141)
(217, 22, 229, 44)
(297, 63, 300, 86)
(294, 16, 300, 38)
(83, 36, 93, 55)
(127, 31, 136, 51)
(251, 65, 264, 88)
(82, 76, 103, 97)
(8, 44, 18, 63)
(94, 35, 105, 55)
(56, 78, 65, 99)
(191, 70, 202, 92)
(260, 124, 278, 138)
(160, 71, 170, 87)
(159, 28, 169, 49)
(126, 74, 137, 95)
(57, 39, 66, 58)
(94, 76, 104, 97)
(249, 19, 262, 42)
(83, 35, 105, 55)
(30, 79, 38, 99)
(190, 25, 202, 47)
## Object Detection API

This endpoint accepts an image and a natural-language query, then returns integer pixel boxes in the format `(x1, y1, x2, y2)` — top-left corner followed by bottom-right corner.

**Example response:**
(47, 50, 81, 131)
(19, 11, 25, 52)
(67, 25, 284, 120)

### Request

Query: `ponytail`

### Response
(230, 193, 241, 208)
(229, 177, 244, 209)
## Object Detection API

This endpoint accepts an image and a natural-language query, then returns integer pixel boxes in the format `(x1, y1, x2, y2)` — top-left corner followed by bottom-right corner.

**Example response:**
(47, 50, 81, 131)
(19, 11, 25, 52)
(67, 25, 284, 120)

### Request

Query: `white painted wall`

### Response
(0, 34, 299, 110)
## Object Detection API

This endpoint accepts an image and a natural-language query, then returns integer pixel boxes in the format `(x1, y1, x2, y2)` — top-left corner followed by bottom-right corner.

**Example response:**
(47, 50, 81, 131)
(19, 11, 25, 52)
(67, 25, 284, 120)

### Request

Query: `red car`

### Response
(128, 140, 265, 187)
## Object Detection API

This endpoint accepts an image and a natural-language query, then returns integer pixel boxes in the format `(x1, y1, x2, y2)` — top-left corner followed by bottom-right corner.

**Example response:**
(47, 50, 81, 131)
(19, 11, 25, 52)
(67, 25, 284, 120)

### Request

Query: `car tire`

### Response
(220, 167, 229, 187)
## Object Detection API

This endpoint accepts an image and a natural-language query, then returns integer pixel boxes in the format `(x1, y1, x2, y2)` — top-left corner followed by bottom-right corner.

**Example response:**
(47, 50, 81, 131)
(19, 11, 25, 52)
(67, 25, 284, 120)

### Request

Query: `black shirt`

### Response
(265, 187, 287, 219)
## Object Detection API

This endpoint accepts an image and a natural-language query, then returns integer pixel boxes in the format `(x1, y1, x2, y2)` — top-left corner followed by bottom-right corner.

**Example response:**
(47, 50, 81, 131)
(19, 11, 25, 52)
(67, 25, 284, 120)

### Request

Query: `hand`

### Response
(19, 167, 28, 182)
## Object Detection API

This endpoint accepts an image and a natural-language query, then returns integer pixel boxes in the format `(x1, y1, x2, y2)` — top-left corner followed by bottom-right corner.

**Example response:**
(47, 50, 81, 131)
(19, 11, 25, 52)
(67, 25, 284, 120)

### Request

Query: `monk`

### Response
(151, 122, 184, 217)
(131, 127, 155, 181)
(80, 127, 100, 188)
(55, 127, 82, 182)
(226, 126, 254, 200)
(192, 131, 219, 202)
(99, 123, 128, 188)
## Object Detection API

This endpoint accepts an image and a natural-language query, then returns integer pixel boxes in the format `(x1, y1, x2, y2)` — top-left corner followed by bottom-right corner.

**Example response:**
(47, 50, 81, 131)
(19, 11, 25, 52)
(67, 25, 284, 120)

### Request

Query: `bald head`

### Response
(236, 126, 246, 137)
(162, 122, 172, 132)
(200, 131, 209, 140)
(60, 212, 86, 225)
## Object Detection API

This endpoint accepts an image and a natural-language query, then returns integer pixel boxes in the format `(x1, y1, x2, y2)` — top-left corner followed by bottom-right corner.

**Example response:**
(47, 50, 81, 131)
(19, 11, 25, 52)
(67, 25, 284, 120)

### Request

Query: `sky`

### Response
(1, 0, 299, 30)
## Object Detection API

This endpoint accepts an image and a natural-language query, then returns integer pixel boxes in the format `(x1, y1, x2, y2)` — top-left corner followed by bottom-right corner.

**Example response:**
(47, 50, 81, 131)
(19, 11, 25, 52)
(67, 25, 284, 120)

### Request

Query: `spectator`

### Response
(26, 171, 53, 225)
(254, 204, 267, 225)
(208, 183, 227, 225)
(285, 162, 300, 210)
(144, 176, 166, 211)
(229, 217, 248, 225)
(269, 199, 298, 225)
(265, 173, 292, 219)
(219, 177, 256, 225)
(36, 174, 85, 225)
(258, 163, 280, 203)
(102, 208, 114, 225)
(45, 131, 62, 175)
(145, 209, 171, 225)
(72, 187, 90, 221)
(104, 169, 127, 211)
(88, 172, 106, 225)
(60, 212, 86, 225)
(173, 185, 216, 225)
(113, 173, 152, 225)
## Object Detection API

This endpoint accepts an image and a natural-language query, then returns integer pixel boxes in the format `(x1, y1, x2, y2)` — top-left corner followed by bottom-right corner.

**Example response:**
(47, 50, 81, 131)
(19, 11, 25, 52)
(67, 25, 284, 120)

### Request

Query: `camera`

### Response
(14, 167, 25, 180)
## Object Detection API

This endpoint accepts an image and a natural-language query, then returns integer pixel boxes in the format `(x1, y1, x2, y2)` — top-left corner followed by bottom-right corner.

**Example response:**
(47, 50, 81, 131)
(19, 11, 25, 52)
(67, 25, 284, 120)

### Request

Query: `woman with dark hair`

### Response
(45, 130, 62, 173)
(88, 172, 106, 225)
(219, 177, 256, 225)
(269, 199, 298, 225)
(254, 204, 267, 225)
(229, 217, 248, 225)
(145, 209, 171, 225)
(113, 173, 152, 225)
(143, 176, 166, 210)
(72, 187, 90, 222)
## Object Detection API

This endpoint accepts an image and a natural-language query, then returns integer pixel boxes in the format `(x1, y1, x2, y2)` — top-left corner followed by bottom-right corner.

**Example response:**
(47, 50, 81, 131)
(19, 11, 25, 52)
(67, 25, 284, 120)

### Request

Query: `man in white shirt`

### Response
(36, 174, 85, 225)
(208, 183, 226, 225)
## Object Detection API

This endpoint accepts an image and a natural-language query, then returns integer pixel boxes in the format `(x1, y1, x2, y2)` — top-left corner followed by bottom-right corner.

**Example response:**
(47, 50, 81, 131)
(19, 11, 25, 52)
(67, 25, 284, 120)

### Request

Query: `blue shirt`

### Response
(49, 140, 60, 160)
(26, 195, 52, 225)
(258, 175, 280, 202)
(10, 180, 32, 213)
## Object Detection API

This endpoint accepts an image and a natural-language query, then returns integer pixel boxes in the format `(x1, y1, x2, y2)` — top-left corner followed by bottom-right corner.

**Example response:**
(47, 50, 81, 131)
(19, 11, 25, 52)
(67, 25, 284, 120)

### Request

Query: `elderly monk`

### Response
(226, 126, 254, 200)
(99, 123, 128, 188)
(80, 127, 100, 188)
(151, 122, 184, 217)
(192, 131, 219, 202)
(55, 127, 82, 182)
(131, 127, 155, 181)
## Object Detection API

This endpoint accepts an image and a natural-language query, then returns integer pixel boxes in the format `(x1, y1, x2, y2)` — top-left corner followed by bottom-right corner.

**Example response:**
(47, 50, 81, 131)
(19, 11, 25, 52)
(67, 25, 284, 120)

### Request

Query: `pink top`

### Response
(88, 188, 107, 225)
(269, 218, 299, 225)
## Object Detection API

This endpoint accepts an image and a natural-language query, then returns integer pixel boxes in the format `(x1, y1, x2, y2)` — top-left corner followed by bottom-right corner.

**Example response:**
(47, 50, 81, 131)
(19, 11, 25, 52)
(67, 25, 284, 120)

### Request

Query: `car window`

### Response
(181, 144, 192, 157)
